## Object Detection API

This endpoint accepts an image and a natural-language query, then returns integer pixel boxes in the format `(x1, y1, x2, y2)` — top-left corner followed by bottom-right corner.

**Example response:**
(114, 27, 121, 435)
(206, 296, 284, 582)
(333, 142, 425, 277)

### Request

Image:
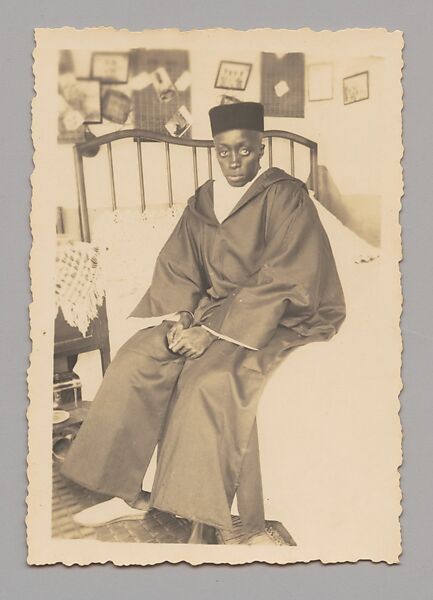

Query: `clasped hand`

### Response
(167, 322, 215, 359)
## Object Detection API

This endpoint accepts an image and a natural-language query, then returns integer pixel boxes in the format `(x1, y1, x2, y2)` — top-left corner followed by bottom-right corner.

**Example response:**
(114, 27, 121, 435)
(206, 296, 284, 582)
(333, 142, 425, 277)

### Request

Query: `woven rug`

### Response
(52, 464, 296, 546)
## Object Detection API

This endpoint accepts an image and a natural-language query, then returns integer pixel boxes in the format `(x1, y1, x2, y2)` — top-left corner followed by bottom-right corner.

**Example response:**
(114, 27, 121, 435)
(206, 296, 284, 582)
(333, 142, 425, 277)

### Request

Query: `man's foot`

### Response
(244, 529, 280, 545)
(187, 522, 218, 544)
(72, 497, 148, 527)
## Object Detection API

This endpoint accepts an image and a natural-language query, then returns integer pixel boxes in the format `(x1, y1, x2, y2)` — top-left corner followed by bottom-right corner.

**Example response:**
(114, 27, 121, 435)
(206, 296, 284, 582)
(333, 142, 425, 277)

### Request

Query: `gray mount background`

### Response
(2, 1, 432, 598)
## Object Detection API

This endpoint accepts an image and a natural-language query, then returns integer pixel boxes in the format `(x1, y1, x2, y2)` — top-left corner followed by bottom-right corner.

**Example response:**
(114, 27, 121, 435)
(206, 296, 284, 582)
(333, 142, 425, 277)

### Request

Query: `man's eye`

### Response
(219, 150, 228, 157)
(240, 148, 250, 156)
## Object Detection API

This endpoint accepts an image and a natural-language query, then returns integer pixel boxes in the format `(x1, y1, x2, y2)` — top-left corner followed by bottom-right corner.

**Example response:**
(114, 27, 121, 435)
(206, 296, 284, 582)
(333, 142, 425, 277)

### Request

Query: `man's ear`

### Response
(259, 143, 265, 158)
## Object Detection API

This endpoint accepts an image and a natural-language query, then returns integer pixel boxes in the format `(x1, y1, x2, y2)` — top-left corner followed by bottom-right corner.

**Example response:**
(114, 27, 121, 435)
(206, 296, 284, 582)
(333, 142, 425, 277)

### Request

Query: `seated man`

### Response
(61, 102, 346, 544)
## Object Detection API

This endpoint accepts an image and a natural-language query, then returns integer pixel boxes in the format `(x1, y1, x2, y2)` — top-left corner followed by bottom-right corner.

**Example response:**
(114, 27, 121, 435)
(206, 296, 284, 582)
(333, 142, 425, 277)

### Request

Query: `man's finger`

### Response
(170, 339, 191, 354)
(167, 330, 177, 346)
(171, 326, 186, 345)
(177, 345, 193, 356)
(169, 336, 185, 352)
(187, 347, 204, 359)
(169, 332, 181, 349)
(171, 332, 184, 346)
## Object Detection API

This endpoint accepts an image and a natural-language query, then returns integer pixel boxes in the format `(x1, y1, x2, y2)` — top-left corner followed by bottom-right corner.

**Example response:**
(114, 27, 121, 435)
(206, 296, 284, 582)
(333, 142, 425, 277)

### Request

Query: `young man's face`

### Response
(214, 129, 265, 187)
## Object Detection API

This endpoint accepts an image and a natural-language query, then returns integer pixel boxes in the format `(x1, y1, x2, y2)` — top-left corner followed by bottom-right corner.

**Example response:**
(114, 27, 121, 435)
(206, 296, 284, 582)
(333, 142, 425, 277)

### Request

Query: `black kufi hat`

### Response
(209, 102, 264, 137)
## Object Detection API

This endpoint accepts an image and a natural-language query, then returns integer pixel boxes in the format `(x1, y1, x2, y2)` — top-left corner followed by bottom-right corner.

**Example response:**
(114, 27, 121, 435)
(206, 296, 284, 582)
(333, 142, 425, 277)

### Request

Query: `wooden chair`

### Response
(54, 298, 111, 374)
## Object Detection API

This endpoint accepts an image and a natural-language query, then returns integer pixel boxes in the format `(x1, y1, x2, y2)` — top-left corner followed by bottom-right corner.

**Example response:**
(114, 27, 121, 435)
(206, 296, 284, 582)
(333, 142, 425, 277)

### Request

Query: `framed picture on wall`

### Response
(343, 71, 369, 105)
(101, 89, 131, 124)
(308, 63, 333, 101)
(91, 52, 130, 83)
(215, 61, 252, 91)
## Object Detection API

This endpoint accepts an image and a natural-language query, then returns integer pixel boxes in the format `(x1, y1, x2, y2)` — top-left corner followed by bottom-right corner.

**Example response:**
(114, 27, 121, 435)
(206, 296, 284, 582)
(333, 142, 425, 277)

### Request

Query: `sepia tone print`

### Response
(28, 27, 403, 566)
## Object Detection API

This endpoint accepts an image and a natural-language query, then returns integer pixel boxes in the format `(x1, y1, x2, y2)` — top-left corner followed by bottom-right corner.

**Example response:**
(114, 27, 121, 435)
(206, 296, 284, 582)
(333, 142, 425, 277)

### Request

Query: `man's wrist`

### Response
(179, 311, 194, 328)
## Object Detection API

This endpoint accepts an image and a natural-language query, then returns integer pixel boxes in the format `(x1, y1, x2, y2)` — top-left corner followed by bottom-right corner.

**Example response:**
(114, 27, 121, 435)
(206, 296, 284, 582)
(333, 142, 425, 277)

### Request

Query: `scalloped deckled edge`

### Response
(27, 26, 404, 566)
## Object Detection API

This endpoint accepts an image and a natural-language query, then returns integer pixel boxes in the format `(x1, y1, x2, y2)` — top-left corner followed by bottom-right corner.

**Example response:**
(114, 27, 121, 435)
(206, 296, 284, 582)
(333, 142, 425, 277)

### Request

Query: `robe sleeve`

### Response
(128, 208, 206, 318)
(202, 184, 346, 350)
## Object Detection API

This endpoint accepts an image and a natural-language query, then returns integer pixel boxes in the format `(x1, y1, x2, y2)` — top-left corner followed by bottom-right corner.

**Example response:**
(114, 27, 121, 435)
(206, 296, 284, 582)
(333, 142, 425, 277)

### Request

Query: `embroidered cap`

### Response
(209, 102, 264, 137)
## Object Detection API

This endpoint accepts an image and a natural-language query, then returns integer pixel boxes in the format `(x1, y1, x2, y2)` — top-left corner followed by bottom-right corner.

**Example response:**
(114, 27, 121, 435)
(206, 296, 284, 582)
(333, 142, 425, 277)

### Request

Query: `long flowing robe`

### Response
(62, 167, 346, 531)
(131, 167, 345, 354)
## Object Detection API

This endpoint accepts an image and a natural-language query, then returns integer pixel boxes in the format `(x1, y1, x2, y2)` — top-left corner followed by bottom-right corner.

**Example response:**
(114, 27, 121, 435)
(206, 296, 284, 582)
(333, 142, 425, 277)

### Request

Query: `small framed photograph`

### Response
(165, 105, 192, 137)
(343, 71, 369, 105)
(308, 63, 333, 101)
(101, 89, 132, 124)
(215, 61, 252, 91)
(91, 52, 130, 84)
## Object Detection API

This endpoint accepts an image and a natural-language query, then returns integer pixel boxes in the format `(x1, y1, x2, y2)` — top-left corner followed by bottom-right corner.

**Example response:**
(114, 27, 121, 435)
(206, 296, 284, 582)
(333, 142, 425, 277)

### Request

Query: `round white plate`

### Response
(53, 410, 70, 425)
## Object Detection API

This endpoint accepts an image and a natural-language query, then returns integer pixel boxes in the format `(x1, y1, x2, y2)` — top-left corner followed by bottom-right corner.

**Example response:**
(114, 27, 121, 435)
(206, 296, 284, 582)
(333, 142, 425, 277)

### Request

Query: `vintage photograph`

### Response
(214, 60, 253, 90)
(29, 28, 403, 566)
(152, 66, 178, 103)
(343, 71, 370, 105)
(165, 104, 192, 137)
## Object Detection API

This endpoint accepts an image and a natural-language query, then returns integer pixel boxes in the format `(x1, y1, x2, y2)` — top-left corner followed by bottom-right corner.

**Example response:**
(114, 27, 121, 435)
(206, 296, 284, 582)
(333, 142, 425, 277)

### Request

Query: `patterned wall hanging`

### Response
(130, 49, 191, 136)
(260, 52, 305, 118)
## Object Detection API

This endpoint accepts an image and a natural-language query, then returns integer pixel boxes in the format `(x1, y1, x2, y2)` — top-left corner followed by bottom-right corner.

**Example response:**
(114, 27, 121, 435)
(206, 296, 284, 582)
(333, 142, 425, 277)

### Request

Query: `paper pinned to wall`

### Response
(130, 71, 152, 91)
(308, 63, 334, 101)
(175, 70, 192, 92)
(151, 67, 177, 103)
(274, 80, 290, 97)
(165, 105, 192, 137)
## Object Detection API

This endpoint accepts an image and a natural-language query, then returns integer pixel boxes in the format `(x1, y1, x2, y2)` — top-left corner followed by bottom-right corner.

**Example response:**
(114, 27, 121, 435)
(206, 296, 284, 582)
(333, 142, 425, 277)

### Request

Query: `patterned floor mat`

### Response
(52, 463, 296, 546)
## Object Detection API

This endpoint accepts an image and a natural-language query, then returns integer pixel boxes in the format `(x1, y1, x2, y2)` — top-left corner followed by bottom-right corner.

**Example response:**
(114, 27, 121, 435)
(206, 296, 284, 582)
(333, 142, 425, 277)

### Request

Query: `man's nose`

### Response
(229, 152, 241, 168)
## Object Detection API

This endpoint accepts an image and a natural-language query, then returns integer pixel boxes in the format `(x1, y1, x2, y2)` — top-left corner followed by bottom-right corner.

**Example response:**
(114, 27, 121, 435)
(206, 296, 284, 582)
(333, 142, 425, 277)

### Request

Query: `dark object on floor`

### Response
(52, 401, 91, 463)
(53, 371, 82, 407)
(52, 464, 296, 546)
